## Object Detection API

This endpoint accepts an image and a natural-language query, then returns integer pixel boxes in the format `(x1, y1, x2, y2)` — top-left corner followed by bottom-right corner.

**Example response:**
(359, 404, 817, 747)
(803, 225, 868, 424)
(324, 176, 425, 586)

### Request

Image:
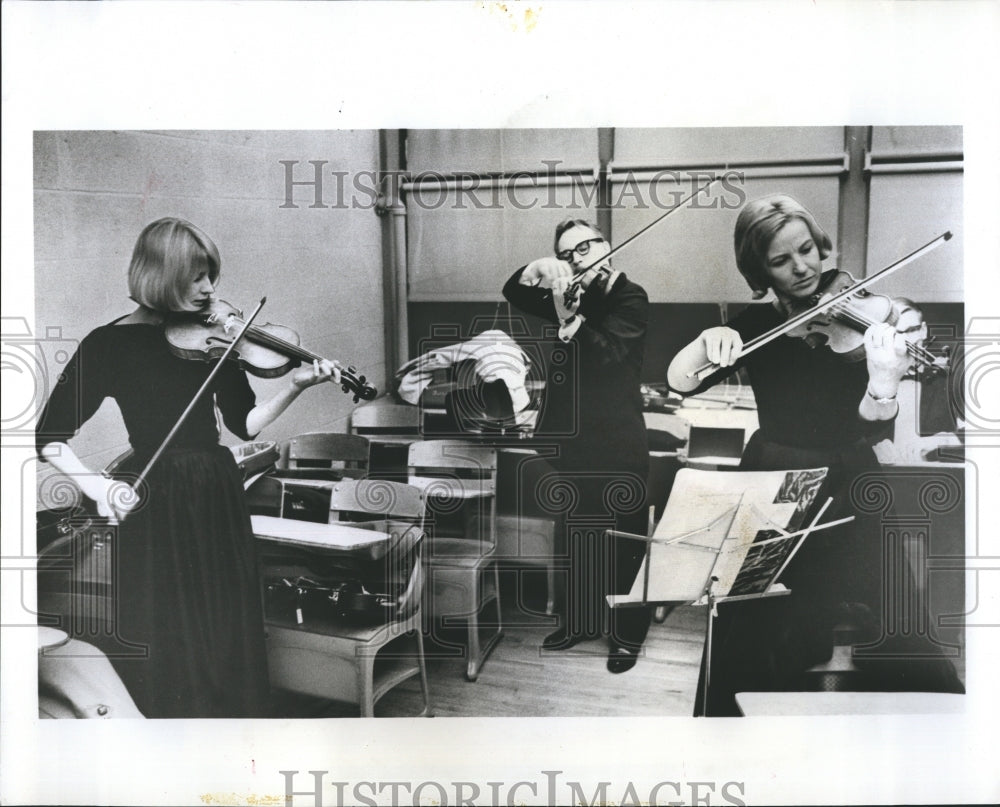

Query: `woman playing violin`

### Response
(667, 195, 962, 714)
(36, 217, 340, 717)
(669, 194, 909, 451)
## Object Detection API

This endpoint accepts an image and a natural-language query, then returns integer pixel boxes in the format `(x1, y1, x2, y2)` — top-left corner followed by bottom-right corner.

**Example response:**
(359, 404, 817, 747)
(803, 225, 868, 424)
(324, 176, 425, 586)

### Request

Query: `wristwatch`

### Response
(867, 386, 897, 404)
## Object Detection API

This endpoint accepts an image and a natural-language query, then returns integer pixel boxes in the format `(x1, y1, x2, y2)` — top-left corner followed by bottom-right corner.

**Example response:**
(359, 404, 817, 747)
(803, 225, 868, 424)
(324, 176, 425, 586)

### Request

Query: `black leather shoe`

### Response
(607, 646, 639, 674)
(542, 628, 587, 651)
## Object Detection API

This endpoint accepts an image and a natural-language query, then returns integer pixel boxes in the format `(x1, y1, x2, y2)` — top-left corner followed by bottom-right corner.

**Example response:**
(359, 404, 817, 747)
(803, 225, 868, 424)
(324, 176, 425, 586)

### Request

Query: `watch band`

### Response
(867, 386, 897, 404)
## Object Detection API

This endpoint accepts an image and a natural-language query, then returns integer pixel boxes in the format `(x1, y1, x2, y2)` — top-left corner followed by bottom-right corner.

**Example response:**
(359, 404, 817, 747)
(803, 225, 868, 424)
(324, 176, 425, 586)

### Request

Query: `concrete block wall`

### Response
(34, 130, 385, 498)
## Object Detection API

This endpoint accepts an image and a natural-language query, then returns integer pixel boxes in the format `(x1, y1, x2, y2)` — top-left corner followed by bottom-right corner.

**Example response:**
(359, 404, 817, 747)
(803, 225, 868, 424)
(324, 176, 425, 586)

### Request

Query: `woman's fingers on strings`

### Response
(315, 358, 341, 384)
(865, 322, 896, 351)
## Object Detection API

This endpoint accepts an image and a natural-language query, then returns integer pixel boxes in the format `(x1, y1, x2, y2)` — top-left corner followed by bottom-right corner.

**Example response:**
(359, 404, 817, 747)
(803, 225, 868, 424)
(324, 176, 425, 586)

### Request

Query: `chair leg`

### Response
(492, 563, 503, 635)
(415, 629, 432, 717)
(466, 563, 504, 682)
(359, 655, 375, 718)
(466, 599, 482, 682)
(545, 561, 556, 616)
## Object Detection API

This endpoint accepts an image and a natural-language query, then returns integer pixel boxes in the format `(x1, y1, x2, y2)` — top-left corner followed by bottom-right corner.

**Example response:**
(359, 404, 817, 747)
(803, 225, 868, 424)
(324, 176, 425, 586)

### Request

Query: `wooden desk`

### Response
(736, 691, 965, 716)
(408, 475, 496, 500)
(251, 515, 391, 555)
(253, 515, 429, 716)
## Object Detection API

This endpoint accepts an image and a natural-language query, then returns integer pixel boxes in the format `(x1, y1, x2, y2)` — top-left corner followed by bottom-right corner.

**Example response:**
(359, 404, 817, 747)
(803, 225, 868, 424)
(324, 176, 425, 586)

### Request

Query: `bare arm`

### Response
(667, 327, 743, 393)
(39, 442, 132, 522)
(245, 359, 341, 437)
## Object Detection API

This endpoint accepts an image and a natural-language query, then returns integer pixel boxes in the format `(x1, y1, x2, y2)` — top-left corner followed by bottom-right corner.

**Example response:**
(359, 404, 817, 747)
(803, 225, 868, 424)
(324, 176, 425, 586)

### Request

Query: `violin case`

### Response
(35, 440, 281, 637)
(256, 519, 423, 628)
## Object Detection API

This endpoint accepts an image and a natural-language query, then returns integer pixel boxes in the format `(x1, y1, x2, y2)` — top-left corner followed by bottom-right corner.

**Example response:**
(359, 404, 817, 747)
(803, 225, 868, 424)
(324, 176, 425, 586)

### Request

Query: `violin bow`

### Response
(120, 297, 268, 515)
(562, 176, 721, 306)
(688, 231, 953, 380)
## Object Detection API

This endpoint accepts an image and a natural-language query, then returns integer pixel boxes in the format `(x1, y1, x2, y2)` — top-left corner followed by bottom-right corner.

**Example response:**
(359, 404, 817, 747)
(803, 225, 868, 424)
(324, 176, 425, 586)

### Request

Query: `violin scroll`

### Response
(341, 365, 377, 403)
(562, 265, 612, 310)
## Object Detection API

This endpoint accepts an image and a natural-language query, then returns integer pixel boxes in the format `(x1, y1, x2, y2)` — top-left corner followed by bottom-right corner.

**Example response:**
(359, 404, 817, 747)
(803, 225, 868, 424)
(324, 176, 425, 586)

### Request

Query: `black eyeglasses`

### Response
(556, 237, 605, 263)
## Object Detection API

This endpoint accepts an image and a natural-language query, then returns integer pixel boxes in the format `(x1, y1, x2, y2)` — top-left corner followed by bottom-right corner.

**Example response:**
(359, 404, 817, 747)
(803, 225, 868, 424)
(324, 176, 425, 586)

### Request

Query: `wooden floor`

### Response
(270, 569, 708, 718)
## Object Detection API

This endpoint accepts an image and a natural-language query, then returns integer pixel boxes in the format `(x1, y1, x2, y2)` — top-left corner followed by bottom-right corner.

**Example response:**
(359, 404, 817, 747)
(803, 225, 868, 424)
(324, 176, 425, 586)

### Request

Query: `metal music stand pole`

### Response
(702, 575, 719, 716)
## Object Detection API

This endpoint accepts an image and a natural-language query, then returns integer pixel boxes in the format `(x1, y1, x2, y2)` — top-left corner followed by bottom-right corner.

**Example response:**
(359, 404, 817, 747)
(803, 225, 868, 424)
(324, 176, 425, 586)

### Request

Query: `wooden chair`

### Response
(408, 440, 502, 681)
(495, 515, 556, 615)
(352, 402, 424, 482)
(280, 432, 370, 480)
(495, 448, 557, 616)
(258, 479, 431, 717)
(350, 401, 423, 443)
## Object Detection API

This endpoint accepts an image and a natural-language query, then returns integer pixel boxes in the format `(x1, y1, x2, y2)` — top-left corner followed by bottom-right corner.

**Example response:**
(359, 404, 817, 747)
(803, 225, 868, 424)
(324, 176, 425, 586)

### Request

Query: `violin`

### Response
(689, 231, 953, 381)
(561, 265, 612, 309)
(785, 270, 947, 375)
(165, 299, 377, 402)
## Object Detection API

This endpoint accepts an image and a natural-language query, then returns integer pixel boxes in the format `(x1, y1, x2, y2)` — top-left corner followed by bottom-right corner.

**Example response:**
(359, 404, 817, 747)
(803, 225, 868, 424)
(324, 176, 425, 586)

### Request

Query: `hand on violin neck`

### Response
(864, 322, 909, 397)
(550, 275, 581, 323)
(291, 358, 342, 390)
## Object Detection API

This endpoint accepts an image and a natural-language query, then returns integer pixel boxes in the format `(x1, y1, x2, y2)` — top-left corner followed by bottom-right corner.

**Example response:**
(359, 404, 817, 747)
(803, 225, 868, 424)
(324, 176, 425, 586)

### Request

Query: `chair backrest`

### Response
(327, 480, 426, 614)
(407, 440, 498, 549)
(327, 479, 425, 523)
(351, 402, 422, 440)
(407, 439, 498, 477)
(284, 432, 370, 478)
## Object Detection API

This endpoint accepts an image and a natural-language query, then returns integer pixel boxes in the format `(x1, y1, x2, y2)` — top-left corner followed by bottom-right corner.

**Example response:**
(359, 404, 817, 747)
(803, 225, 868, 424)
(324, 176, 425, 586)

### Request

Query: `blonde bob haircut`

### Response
(127, 218, 221, 312)
(733, 195, 832, 299)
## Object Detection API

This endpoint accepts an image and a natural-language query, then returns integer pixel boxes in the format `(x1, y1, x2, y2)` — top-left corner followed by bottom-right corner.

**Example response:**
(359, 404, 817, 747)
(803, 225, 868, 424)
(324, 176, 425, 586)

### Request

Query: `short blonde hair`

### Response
(127, 218, 221, 312)
(733, 195, 832, 298)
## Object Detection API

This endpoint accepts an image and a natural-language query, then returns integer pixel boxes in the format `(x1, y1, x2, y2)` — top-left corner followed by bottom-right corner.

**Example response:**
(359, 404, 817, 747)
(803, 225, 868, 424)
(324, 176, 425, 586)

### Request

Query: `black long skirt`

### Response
(697, 434, 963, 716)
(109, 445, 270, 718)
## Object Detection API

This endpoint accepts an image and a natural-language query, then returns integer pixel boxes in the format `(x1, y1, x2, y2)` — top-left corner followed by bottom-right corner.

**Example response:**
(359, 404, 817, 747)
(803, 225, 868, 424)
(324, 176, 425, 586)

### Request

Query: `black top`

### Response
(36, 320, 256, 460)
(503, 267, 649, 473)
(687, 297, 892, 452)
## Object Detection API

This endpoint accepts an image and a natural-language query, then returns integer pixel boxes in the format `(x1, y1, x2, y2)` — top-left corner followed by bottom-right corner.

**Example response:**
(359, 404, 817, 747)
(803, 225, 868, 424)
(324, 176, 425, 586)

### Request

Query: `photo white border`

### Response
(3, 2, 999, 805)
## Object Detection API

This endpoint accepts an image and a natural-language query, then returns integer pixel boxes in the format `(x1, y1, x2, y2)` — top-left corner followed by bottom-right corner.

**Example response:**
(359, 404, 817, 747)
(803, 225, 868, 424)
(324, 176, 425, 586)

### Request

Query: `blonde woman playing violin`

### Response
(667, 195, 962, 715)
(36, 218, 339, 717)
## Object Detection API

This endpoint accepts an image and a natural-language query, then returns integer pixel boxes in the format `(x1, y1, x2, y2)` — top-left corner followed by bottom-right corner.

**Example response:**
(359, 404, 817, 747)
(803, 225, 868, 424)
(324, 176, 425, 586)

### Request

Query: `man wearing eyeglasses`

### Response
(503, 219, 652, 674)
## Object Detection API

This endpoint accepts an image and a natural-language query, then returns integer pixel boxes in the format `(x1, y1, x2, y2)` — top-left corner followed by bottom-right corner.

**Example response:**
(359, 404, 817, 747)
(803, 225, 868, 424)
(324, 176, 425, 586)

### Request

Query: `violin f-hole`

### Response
(205, 335, 234, 348)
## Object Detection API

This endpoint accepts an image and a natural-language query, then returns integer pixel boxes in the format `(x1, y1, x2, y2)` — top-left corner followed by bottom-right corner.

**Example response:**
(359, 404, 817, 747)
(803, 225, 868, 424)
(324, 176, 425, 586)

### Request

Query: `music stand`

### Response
(606, 467, 853, 713)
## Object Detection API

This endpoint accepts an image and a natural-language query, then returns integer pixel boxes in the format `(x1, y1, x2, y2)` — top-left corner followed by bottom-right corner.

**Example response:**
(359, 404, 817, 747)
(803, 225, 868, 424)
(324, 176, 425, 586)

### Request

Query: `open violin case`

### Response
(35, 440, 281, 639)
(254, 516, 424, 629)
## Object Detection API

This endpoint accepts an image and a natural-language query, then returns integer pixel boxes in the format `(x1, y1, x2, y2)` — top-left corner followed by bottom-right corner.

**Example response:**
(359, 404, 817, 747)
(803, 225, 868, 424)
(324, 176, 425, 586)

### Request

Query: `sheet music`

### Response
(613, 468, 828, 605)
